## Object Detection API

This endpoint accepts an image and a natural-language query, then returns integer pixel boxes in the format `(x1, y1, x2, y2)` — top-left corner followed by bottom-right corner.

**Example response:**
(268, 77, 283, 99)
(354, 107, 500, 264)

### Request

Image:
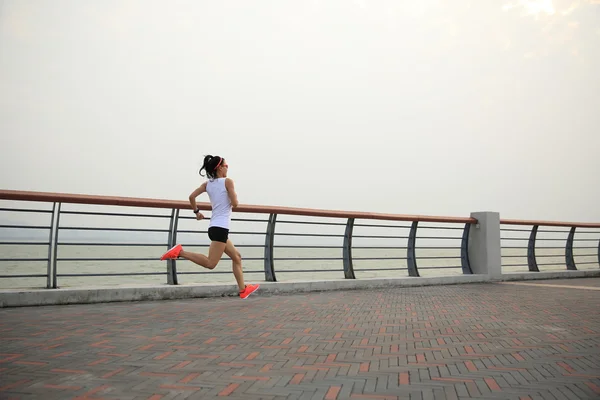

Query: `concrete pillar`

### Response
(468, 212, 502, 278)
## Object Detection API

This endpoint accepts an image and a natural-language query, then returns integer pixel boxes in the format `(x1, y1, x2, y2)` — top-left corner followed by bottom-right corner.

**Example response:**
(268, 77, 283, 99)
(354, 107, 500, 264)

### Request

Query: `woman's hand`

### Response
(196, 212, 205, 221)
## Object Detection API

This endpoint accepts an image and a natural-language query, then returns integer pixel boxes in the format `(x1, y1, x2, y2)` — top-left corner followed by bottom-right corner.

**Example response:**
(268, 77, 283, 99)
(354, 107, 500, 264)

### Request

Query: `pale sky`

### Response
(1, 0, 599, 223)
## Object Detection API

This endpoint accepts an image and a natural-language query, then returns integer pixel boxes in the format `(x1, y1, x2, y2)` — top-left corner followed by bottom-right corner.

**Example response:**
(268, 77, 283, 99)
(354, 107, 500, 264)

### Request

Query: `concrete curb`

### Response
(1, 270, 599, 307)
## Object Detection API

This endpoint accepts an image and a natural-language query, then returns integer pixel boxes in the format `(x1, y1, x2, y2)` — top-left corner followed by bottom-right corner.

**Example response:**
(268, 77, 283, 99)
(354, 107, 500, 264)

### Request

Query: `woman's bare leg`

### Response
(179, 241, 226, 269)
(224, 239, 245, 291)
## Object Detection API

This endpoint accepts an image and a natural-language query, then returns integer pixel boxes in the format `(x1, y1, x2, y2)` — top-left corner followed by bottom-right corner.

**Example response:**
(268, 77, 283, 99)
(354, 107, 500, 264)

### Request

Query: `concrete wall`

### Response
(1, 270, 599, 307)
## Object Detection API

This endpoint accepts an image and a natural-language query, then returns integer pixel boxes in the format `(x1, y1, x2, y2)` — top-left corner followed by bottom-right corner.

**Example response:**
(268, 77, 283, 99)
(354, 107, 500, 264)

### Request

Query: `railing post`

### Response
(460, 223, 472, 274)
(468, 212, 502, 278)
(46, 202, 59, 289)
(166, 208, 180, 285)
(51, 202, 62, 289)
(264, 213, 277, 282)
(597, 237, 600, 268)
(565, 226, 577, 270)
(527, 225, 539, 272)
(407, 221, 420, 277)
(343, 218, 356, 279)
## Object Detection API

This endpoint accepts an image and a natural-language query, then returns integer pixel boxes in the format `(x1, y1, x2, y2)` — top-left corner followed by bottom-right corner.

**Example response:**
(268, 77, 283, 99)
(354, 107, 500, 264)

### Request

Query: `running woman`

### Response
(161, 155, 260, 299)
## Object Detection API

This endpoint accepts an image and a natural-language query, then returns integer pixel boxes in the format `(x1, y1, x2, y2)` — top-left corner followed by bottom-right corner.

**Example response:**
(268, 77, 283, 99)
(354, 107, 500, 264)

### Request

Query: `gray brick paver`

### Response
(1, 279, 599, 399)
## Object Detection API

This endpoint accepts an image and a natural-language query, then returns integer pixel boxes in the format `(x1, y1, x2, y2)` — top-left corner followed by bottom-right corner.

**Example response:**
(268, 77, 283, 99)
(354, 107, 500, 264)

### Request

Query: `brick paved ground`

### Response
(1, 278, 599, 400)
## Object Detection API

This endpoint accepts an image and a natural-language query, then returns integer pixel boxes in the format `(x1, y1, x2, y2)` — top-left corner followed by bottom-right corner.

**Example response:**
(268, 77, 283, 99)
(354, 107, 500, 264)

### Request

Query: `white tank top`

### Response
(206, 178, 232, 229)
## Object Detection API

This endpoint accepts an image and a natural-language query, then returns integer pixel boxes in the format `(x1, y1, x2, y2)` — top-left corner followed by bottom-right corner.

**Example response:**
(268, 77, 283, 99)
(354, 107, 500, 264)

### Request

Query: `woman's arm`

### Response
(225, 178, 239, 208)
(189, 182, 207, 218)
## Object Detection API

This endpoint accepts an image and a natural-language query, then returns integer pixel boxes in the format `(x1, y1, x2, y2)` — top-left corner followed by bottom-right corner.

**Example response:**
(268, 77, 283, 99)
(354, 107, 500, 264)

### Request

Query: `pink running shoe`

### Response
(161, 244, 182, 260)
(239, 284, 260, 299)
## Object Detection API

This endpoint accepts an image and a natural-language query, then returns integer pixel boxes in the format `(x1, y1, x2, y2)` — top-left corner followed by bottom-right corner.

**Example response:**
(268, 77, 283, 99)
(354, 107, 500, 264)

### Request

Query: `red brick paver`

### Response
(0, 278, 599, 399)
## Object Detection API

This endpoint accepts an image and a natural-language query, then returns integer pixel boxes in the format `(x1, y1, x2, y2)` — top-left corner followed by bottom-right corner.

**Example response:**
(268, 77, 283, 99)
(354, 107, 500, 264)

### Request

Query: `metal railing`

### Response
(0, 189, 477, 288)
(0, 190, 598, 289)
(500, 219, 600, 273)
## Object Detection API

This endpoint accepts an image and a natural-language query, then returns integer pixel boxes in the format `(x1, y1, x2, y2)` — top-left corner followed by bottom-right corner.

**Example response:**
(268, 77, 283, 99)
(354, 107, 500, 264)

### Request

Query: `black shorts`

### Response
(208, 226, 229, 243)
